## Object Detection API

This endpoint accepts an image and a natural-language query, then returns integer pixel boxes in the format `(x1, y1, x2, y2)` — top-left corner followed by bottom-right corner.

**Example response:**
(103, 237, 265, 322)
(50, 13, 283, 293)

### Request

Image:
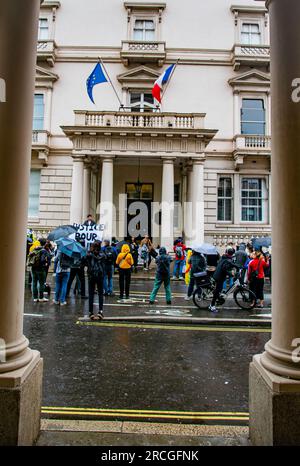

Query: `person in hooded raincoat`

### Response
(116, 244, 134, 299)
(149, 247, 172, 305)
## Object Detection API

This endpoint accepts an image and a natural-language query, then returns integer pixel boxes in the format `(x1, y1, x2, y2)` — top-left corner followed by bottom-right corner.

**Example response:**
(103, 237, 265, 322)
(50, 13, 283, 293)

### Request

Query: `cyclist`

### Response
(208, 246, 239, 313)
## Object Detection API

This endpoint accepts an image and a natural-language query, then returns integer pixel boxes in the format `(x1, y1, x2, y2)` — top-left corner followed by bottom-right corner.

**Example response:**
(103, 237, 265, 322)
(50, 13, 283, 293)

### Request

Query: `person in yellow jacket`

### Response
(116, 244, 134, 300)
(185, 249, 193, 286)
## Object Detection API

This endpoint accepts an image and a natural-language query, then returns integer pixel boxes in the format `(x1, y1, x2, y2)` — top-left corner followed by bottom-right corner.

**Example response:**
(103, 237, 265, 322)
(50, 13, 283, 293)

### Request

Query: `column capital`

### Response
(101, 156, 115, 163)
(161, 156, 176, 163)
(191, 156, 205, 165)
(72, 155, 85, 163)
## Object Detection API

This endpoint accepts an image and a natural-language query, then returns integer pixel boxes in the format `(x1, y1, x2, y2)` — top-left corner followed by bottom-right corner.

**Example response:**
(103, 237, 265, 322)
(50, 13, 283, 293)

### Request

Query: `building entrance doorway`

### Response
(126, 183, 153, 239)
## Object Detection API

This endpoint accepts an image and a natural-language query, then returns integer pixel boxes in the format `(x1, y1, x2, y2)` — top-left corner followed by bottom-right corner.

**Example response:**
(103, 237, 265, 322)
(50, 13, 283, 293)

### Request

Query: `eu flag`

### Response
(86, 62, 108, 104)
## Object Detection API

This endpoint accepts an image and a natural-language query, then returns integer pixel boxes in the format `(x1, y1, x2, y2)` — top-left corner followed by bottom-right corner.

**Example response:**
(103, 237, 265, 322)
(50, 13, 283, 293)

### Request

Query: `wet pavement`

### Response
(24, 274, 271, 425)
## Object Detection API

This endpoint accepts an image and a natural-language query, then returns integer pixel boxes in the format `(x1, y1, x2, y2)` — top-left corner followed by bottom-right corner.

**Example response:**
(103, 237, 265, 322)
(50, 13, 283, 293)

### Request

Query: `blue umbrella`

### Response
(192, 243, 219, 255)
(48, 225, 77, 242)
(252, 237, 271, 250)
(56, 237, 87, 258)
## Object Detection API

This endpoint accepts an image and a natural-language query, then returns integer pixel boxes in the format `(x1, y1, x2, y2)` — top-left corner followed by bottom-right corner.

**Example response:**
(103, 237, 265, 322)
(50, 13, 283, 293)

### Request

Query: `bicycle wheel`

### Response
(234, 287, 256, 310)
(193, 287, 212, 309)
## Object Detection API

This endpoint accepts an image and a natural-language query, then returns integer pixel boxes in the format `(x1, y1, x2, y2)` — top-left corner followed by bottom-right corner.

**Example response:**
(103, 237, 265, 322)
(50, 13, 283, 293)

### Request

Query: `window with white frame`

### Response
(241, 23, 261, 45)
(28, 170, 41, 218)
(133, 19, 155, 41)
(241, 178, 266, 222)
(241, 99, 265, 135)
(130, 92, 155, 112)
(38, 18, 49, 40)
(217, 177, 233, 222)
(33, 94, 44, 130)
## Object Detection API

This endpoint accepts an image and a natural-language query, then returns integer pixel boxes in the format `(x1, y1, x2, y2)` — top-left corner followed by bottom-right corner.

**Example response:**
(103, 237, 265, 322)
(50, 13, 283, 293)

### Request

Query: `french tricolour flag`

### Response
(152, 64, 175, 103)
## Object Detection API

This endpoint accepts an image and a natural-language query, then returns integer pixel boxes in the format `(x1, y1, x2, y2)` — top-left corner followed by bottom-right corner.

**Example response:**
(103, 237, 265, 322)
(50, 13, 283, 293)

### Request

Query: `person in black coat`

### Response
(86, 241, 105, 320)
(83, 214, 96, 227)
(209, 247, 239, 313)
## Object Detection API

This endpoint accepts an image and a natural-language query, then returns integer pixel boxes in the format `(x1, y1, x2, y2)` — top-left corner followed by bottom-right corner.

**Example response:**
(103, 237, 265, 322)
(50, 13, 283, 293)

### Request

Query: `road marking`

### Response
(41, 406, 249, 422)
(76, 321, 270, 333)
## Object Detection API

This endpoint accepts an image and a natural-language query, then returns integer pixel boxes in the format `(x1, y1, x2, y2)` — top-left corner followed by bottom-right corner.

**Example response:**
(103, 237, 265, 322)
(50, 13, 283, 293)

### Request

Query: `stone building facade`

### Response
(29, 0, 271, 249)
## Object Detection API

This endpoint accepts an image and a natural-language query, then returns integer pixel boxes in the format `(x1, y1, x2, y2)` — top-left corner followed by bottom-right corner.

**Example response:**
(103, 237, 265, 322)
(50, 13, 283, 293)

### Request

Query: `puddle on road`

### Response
(146, 309, 193, 317)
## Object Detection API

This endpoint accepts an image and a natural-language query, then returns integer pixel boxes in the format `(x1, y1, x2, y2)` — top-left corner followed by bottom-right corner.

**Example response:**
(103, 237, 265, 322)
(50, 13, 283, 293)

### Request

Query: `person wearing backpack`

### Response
(53, 249, 72, 306)
(172, 239, 186, 280)
(247, 250, 269, 308)
(185, 250, 207, 300)
(86, 241, 106, 319)
(28, 238, 51, 303)
(130, 237, 139, 273)
(116, 244, 134, 300)
(102, 239, 117, 296)
(149, 247, 173, 305)
(208, 247, 239, 313)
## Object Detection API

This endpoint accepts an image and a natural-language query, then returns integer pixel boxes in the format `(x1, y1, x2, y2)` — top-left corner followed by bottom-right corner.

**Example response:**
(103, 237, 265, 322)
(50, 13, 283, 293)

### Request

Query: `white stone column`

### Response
(249, 0, 300, 446)
(82, 165, 91, 221)
(184, 164, 194, 247)
(70, 157, 84, 224)
(233, 91, 240, 135)
(160, 158, 175, 252)
(233, 172, 240, 225)
(191, 158, 205, 245)
(0, 0, 43, 445)
(100, 157, 114, 240)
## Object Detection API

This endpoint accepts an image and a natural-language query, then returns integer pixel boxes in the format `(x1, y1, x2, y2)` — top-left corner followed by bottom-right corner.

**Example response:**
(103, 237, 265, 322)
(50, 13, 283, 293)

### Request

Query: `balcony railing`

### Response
(232, 44, 270, 70)
(234, 134, 271, 151)
(32, 130, 50, 146)
(121, 40, 166, 66)
(74, 111, 205, 130)
(37, 40, 57, 66)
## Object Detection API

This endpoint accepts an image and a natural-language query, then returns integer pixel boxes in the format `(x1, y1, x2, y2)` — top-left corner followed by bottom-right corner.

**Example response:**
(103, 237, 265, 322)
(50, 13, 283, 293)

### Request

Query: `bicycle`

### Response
(192, 269, 256, 310)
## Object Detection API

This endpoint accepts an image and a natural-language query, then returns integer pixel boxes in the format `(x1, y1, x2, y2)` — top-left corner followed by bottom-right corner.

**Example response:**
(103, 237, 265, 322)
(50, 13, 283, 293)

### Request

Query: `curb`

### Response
(102, 315, 271, 328)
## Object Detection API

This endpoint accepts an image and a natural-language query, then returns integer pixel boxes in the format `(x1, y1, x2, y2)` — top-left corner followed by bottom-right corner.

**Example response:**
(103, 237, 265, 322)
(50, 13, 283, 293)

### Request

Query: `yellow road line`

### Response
(76, 321, 270, 333)
(42, 406, 248, 416)
(41, 410, 248, 421)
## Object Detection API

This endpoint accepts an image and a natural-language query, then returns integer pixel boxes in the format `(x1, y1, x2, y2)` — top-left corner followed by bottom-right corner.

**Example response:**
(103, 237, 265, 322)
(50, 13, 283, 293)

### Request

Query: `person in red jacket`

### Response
(172, 238, 186, 280)
(247, 250, 269, 308)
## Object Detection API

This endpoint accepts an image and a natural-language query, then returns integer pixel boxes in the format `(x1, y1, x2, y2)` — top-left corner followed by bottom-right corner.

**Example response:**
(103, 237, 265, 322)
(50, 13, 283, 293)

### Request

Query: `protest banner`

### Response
(70, 224, 105, 249)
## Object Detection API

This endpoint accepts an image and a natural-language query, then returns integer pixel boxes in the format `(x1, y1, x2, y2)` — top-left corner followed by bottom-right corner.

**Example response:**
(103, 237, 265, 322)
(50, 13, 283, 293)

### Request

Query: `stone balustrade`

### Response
(121, 40, 166, 65)
(232, 44, 270, 70)
(234, 134, 271, 152)
(74, 110, 205, 130)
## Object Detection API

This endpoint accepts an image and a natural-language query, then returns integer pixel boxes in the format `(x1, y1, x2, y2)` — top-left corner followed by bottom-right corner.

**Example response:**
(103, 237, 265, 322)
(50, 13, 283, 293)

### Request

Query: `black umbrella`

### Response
(252, 236, 271, 249)
(116, 240, 130, 252)
(47, 225, 77, 242)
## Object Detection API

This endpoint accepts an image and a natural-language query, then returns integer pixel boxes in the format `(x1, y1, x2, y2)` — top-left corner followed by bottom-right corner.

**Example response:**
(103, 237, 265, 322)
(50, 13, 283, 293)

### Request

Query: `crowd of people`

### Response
(26, 220, 271, 319)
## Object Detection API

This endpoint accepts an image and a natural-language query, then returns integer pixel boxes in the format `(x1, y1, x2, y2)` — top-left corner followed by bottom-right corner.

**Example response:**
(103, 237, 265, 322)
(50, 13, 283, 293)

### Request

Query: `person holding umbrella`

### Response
(54, 236, 87, 306)
(53, 249, 71, 306)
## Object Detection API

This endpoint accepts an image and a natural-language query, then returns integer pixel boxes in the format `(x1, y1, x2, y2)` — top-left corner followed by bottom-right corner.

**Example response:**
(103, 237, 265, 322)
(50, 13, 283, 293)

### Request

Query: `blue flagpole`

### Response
(98, 57, 123, 108)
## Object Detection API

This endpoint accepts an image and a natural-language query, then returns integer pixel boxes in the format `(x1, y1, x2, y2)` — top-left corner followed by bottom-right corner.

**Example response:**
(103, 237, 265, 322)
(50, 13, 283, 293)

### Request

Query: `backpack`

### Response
(175, 246, 183, 259)
(60, 253, 74, 269)
(249, 259, 262, 282)
(158, 255, 170, 277)
(141, 245, 148, 260)
(89, 253, 105, 277)
(27, 249, 42, 268)
(105, 247, 115, 264)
